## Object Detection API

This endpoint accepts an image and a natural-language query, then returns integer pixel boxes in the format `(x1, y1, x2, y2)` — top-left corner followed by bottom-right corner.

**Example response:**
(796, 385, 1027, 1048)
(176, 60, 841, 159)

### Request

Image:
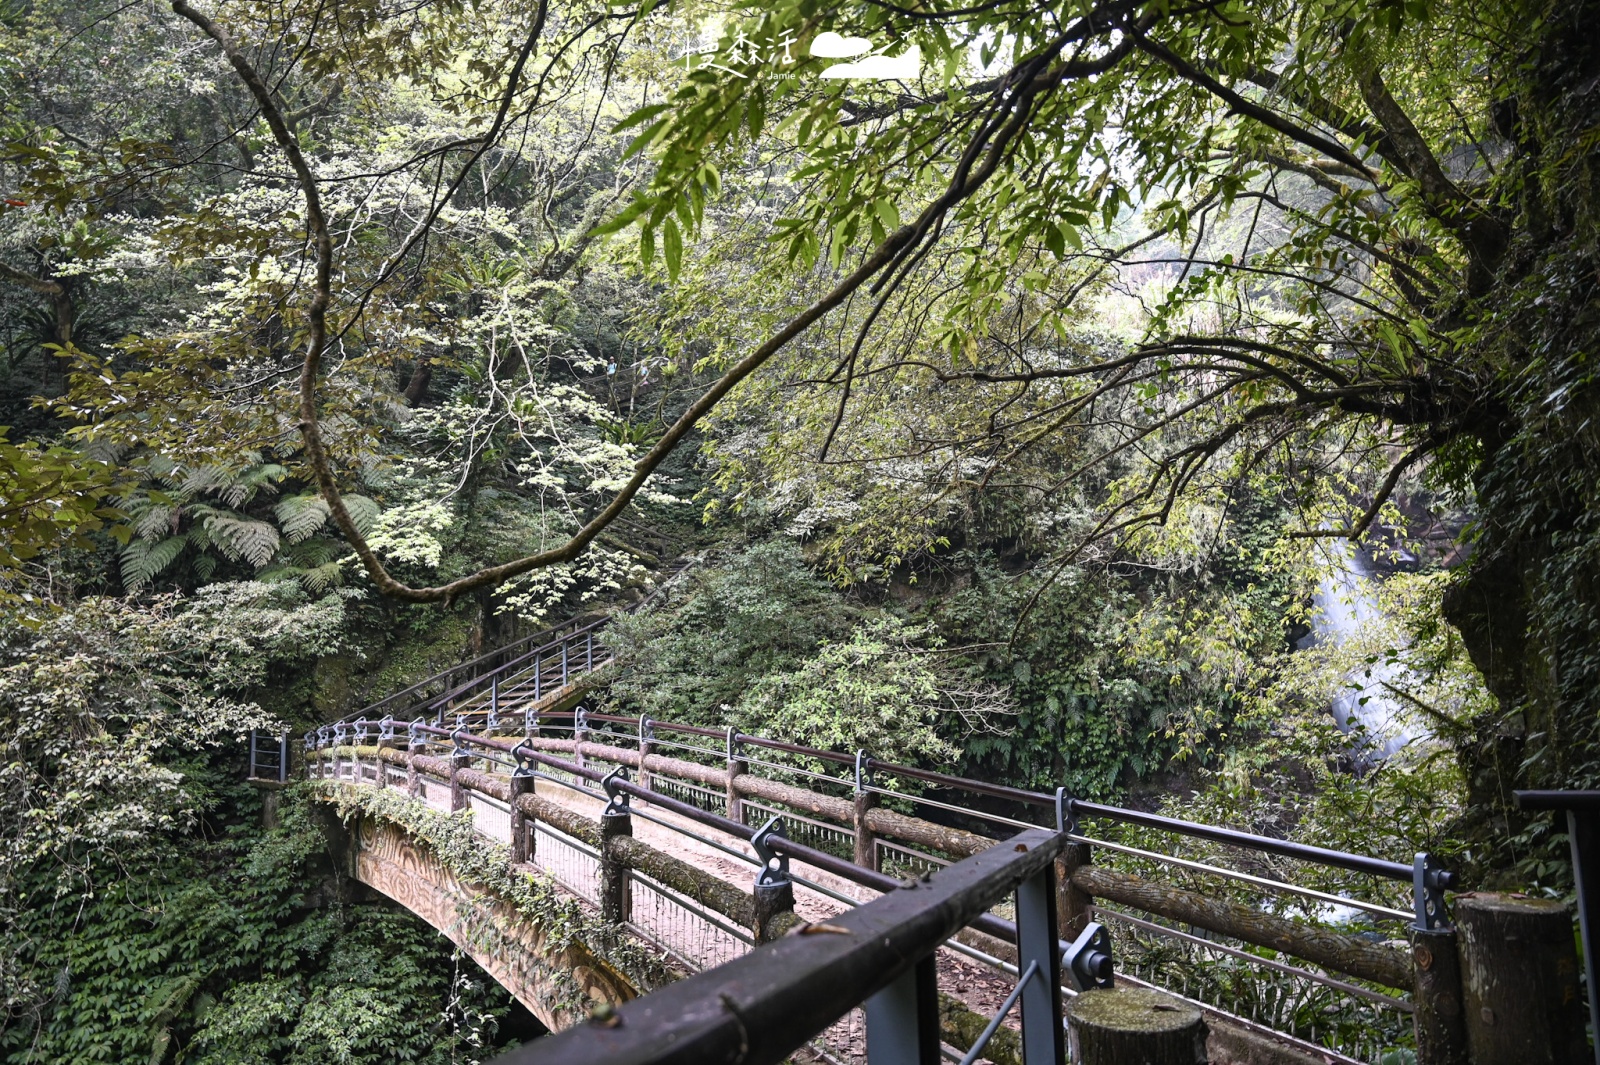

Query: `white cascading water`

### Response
(1297, 540, 1427, 760)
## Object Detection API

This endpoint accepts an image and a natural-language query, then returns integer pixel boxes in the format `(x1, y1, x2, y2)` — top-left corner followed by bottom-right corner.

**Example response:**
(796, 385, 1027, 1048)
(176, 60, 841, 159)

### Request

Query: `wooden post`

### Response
(1056, 841, 1093, 940)
(450, 750, 471, 813)
(1412, 926, 1468, 1065)
(637, 717, 653, 792)
(726, 759, 747, 826)
(1065, 987, 1207, 1065)
(753, 879, 797, 943)
(599, 809, 632, 925)
(1456, 892, 1588, 1064)
(854, 790, 880, 871)
(406, 752, 420, 798)
(509, 774, 536, 864)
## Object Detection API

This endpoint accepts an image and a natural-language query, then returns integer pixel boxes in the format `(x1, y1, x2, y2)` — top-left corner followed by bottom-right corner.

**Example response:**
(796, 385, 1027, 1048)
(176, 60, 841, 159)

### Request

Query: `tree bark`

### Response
(1066, 987, 1206, 1065)
(1070, 864, 1413, 989)
(1455, 893, 1587, 1065)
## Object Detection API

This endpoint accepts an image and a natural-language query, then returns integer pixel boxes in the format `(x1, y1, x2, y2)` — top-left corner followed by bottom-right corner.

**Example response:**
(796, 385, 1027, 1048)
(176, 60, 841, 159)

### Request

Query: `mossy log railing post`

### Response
(599, 772, 633, 925)
(725, 729, 746, 826)
(853, 750, 879, 872)
(509, 770, 536, 865)
(1066, 987, 1207, 1065)
(1412, 925, 1468, 1065)
(1054, 798, 1093, 942)
(1055, 843, 1093, 940)
(1456, 892, 1588, 1064)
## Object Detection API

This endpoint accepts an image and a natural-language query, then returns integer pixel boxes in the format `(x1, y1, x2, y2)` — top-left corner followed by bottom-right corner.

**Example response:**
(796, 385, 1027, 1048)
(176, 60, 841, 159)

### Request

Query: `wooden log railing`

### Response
(310, 730, 1417, 1064)
(307, 676, 1471, 1065)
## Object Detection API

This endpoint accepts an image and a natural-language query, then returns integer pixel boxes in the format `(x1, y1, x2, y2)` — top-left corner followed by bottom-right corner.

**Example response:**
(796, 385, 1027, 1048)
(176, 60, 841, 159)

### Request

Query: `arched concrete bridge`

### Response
(282, 613, 1499, 1065)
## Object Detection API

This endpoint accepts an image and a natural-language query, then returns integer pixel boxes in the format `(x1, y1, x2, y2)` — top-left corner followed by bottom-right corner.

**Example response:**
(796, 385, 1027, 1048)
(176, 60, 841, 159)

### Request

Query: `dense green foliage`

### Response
(5, 790, 521, 1064)
(3, 0, 1598, 1055)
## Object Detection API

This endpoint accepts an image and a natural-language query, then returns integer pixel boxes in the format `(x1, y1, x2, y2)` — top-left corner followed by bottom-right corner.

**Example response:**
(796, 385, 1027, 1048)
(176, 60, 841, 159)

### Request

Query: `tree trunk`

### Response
(1455, 893, 1588, 1065)
(402, 355, 431, 405)
(1065, 987, 1206, 1065)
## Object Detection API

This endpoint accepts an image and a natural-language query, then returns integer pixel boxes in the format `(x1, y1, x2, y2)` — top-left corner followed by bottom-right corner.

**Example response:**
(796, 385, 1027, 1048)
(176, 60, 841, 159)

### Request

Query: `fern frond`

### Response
(274, 494, 332, 544)
(283, 536, 336, 568)
(343, 494, 381, 536)
(132, 503, 174, 542)
(120, 536, 185, 590)
(301, 561, 344, 596)
(204, 515, 281, 569)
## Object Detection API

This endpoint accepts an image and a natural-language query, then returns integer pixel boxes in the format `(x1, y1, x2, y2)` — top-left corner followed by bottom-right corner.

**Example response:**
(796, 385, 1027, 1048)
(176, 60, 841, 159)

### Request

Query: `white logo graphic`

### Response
(811, 31, 921, 80)
(685, 29, 922, 82)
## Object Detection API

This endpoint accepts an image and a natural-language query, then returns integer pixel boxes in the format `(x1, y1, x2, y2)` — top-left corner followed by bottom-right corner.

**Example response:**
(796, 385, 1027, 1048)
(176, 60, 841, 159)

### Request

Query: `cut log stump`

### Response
(1456, 892, 1587, 1065)
(1066, 986, 1207, 1065)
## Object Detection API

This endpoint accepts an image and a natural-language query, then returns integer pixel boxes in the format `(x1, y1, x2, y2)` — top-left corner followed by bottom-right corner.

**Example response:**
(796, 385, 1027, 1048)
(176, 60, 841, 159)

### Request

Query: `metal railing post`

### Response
(534, 652, 542, 701)
(865, 956, 940, 1065)
(407, 719, 424, 798)
(638, 715, 653, 791)
(751, 817, 796, 943)
(725, 728, 745, 824)
(1015, 855, 1065, 1064)
(854, 749, 879, 871)
(586, 631, 593, 672)
(450, 731, 471, 813)
(509, 742, 537, 865)
(574, 706, 588, 771)
(600, 767, 632, 924)
(561, 640, 569, 686)
(1055, 788, 1093, 939)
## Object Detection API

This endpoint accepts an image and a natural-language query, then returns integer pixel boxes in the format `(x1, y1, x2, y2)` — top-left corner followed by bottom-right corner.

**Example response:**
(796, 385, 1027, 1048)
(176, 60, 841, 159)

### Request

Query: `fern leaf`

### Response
(132, 503, 174, 542)
(120, 536, 185, 590)
(274, 494, 332, 544)
(301, 560, 344, 596)
(342, 494, 381, 536)
(204, 515, 281, 569)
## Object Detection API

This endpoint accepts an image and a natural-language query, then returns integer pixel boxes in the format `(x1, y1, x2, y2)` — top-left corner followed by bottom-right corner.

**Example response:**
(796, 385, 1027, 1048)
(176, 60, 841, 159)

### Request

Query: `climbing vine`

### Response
(313, 780, 673, 1009)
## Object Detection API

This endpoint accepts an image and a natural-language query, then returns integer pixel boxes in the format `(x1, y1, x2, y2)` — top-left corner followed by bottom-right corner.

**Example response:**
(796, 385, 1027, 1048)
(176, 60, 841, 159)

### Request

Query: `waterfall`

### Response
(1297, 540, 1427, 759)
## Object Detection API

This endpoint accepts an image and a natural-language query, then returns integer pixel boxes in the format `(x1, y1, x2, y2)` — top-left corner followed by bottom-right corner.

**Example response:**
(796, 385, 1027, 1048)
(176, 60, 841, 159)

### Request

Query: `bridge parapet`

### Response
(306, 705, 1453, 1065)
(289, 610, 1489, 1063)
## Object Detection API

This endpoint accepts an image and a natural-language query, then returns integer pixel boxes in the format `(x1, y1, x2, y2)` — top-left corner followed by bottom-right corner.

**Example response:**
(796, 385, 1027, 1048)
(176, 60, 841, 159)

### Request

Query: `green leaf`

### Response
(662, 216, 683, 279)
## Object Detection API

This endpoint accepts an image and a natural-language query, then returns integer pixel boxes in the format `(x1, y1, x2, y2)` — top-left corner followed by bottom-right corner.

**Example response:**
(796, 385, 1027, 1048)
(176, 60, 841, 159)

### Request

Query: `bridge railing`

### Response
(307, 693, 1460, 1065)
(322, 616, 609, 735)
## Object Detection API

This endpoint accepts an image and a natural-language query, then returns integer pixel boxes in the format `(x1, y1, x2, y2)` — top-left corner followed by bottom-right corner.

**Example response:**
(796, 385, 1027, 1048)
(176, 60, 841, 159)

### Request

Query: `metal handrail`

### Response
(315, 598, 1440, 889)
(489, 826, 1068, 1065)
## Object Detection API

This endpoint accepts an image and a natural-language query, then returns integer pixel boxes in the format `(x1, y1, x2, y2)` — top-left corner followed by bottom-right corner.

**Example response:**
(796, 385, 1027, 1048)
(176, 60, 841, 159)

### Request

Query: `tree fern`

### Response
(274, 494, 332, 544)
(121, 536, 185, 590)
(201, 514, 280, 569)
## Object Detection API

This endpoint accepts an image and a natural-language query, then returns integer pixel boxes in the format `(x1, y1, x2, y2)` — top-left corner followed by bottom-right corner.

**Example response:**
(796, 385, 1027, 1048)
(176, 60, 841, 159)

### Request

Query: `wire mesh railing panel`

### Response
(420, 776, 452, 812)
(876, 839, 950, 880)
(532, 823, 601, 903)
(652, 774, 727, 816)
(625, 871, 752, 973)
(469, 792, 512, 843)
(1099, 906, 1412, 1062)
(741, 800, 855, 860)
